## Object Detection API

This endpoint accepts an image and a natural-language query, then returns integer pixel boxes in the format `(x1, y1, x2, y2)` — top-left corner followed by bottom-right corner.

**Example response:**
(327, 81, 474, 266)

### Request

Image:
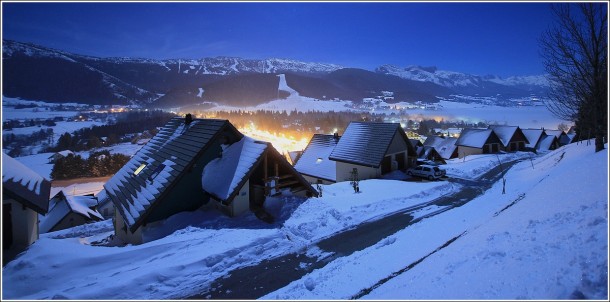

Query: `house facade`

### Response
(455, 128, 503, 158)
(488, 125, 529, 152)
(329, 122, 416, 182)
(2, 153, 51, 264)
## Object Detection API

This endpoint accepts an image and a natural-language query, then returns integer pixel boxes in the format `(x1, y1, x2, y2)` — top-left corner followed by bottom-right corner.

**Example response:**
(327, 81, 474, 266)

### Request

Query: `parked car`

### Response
(407, 164, 446, 180)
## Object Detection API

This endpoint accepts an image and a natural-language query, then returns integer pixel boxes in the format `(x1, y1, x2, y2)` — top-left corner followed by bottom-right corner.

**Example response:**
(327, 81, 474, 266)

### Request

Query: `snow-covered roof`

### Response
(537, 135, 558, 151)
(545, 130, 566, 139)
(201, 137, 267, 202)
(40, 191, 103, 233)
(521, 129, 545, 148)
(423, 136, 457, 160)
(455, 128, 496, 149)
(488, 125, 528, 147)
(104, 117, 242, 231)
(329, 122, 413, 168)
(2, 153, 51, 214)
(294, 134, 339, 182)
(545, 130, 571, 145)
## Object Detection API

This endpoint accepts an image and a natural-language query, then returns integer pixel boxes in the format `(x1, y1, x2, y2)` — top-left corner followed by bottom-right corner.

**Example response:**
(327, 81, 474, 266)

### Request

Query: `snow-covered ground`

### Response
(262, 142, 608, 300)
(2, 142, 606, 300)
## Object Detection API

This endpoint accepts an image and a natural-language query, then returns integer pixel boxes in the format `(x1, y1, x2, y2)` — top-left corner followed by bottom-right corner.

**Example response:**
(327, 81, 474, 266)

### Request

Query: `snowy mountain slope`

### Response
(376, 64, 550, 98)
(3, 39, 548, 107)
(376, 64, 549, 88)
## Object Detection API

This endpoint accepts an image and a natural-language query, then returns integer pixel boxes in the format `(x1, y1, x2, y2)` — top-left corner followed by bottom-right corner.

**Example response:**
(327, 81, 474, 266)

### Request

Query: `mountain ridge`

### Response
(2, 39, 549, 107)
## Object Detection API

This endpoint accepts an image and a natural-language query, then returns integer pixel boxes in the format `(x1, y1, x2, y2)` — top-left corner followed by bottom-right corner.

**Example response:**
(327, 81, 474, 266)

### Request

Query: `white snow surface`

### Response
(201, 136, 267, 201)
(455, 128, 493, 148)
(2, 152, 47, 195)
(2, 142, 607, 300)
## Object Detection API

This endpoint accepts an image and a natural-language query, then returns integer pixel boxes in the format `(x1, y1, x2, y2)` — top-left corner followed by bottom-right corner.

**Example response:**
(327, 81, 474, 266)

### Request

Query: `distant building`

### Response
(522, 128, 560, 152)
(455, 128, 503, 158)
(423, 136, 458, 160)
(47, 150, 74, 164)
(488, 125, 529, 152)
(40, 191, 103, 233)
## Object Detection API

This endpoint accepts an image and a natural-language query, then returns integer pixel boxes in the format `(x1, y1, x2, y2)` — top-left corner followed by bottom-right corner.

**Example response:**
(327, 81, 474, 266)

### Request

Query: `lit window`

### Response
(316, 157, 323, 164)
(134, 163, 146, 175)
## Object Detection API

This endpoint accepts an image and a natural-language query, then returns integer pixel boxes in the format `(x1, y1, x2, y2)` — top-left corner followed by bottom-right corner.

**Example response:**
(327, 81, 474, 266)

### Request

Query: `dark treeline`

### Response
(53, 110, 176, 152)
(50, 150, 130, 180)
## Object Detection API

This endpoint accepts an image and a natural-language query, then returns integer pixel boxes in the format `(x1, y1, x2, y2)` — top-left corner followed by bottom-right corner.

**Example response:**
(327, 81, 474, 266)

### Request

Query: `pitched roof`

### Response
(103, 117, 242, 232)
(40, 191, 103, 233)
(488, 125, 529, 147)
(545, 130, 572, 145)
(538, 135, 559, 151)
(2, 153, 50, 214)
(455, 128, 495, 149)
(329, 122, 413, 168)
(423, 136, 458, 160)
(521, 129, 545, 148)
(294, 134, 339, 182)
(545, 130, 566, 139)
(202, 136, 267, 201)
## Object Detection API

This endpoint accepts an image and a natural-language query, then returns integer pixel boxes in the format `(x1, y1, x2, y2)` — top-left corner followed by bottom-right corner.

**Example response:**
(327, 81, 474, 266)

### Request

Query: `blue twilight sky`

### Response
(2, 1, 559, 77)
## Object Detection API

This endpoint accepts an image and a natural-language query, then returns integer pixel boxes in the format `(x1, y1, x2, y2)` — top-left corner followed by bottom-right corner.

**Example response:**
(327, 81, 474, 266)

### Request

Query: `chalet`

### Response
(2, 153, 51, 265)
(40, 191, 103, 233)
(423, 136, 458, 160)
(103, 117, 316, 245)
(545, 130, 572, 146)
(417, 146, 447, 165)
(455, 128, 503, 158)
(328, 122, 416, 182)
(488, 125, 529, 152)
(202, 136, 316, 217)
(294, 133, 341, 185)
(47, 150, 74, 164)
(522, 129, 560, 151)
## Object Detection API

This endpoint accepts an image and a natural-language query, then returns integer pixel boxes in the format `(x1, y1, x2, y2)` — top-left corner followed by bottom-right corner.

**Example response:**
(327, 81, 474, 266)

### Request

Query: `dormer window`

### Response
(316, 157, 323, 164)
(134, 163, 146, 175)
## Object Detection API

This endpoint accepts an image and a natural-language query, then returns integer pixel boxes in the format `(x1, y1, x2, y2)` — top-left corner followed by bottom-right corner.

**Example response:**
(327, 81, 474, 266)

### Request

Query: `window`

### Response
(134, 163, 146, 175)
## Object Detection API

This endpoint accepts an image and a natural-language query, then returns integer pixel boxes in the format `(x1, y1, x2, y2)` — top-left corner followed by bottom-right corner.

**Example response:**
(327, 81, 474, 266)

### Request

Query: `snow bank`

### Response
(262, 142, 608, 300)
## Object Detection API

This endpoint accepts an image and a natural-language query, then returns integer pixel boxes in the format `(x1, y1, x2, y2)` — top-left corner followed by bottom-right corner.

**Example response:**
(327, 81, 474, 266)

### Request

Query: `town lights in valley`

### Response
(239, 123, 309, 154)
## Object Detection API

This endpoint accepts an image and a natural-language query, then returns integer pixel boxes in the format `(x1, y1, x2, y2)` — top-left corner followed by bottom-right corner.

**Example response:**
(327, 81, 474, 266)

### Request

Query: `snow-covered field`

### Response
(2, 142, 607, 300)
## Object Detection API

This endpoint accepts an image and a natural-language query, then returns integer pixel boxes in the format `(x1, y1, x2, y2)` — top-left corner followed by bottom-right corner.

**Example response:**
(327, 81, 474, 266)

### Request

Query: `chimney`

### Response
(185, 113, 193, 125)
(333, 132, 339, 142)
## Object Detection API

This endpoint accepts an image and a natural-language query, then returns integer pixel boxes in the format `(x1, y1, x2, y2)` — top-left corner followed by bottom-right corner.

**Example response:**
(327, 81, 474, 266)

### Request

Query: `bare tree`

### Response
(539, 3, 607, 152)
